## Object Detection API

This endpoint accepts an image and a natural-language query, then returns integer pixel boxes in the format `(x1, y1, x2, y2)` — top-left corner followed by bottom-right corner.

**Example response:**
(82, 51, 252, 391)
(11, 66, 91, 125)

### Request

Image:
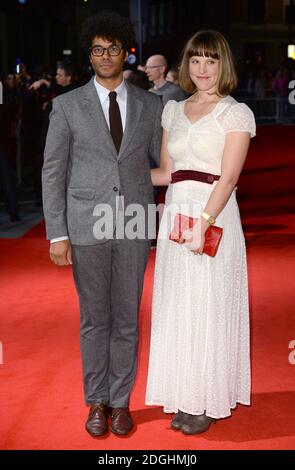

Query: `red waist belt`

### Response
(171, 170, 220, 185)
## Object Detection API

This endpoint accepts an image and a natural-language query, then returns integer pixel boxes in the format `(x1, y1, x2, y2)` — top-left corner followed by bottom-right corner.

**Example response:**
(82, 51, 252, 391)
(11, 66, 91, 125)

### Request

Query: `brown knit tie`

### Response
(109, 91, 123, 154)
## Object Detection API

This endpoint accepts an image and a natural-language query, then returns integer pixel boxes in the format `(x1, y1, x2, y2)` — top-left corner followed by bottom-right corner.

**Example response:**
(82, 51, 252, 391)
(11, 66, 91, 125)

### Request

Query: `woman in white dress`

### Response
(145, 30, 256, 435)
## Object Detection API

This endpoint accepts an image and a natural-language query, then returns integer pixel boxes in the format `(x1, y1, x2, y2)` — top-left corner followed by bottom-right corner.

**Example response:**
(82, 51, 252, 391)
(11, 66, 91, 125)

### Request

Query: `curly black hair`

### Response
(80, 11, 136, 54)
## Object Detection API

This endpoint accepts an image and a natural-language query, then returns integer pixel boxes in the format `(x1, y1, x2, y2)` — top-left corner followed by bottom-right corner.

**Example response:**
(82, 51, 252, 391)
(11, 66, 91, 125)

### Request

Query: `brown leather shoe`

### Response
(110, 407, 134, 435)
(85, 403, 109, 437)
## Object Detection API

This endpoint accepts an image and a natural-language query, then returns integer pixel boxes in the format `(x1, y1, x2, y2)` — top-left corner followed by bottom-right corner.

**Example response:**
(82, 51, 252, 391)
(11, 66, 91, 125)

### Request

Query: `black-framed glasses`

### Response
(89, 45, 124, 57)
(145, 65, 164, 70)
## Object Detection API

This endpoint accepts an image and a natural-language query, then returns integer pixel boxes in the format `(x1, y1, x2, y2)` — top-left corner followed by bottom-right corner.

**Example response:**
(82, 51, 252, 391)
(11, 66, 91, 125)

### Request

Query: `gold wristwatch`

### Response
(202, 211, 216, 225)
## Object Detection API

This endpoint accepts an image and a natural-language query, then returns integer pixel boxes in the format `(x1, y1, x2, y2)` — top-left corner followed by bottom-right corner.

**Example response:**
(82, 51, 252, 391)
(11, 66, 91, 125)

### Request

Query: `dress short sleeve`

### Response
(223, 103, 256, 137)
(161, 100, 177, 131)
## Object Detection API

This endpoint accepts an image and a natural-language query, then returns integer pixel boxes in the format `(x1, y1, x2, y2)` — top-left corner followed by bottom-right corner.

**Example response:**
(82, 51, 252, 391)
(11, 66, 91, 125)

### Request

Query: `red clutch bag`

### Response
(169, 213, 223, 257)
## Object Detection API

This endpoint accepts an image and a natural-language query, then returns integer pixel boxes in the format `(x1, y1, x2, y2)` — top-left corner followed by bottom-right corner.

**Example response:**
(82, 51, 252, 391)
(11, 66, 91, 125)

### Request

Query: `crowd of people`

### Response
(0, 61, 81, 220)
(240, 63, 295, 99)
(0, 47, 294, 220)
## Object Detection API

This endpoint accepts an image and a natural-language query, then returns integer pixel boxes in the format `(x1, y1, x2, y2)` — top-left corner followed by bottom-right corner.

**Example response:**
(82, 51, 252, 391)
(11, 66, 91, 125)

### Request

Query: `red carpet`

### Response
(0, 126, 295, 450)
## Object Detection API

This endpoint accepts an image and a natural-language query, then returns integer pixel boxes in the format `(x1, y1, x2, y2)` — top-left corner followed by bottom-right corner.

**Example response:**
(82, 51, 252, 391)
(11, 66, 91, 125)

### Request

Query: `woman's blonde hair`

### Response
(179, 30, 237, 96)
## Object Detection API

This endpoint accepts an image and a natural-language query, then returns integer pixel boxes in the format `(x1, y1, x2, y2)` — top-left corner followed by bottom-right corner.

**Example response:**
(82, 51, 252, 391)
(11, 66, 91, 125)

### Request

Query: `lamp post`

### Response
(137, 0, 143, 64)
(18, 1, 25, 59)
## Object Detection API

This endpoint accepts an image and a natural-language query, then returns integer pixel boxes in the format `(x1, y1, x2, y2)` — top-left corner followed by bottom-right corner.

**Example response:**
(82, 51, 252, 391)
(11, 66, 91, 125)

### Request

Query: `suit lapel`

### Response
(82, 78, 144, 161)
(82, 78, 118, 159)
(118, 81, 144, 161)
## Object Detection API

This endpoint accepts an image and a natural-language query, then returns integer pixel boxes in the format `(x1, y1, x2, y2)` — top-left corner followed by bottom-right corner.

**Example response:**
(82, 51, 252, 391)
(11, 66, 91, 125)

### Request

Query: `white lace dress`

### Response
(145, 96, 256, 419)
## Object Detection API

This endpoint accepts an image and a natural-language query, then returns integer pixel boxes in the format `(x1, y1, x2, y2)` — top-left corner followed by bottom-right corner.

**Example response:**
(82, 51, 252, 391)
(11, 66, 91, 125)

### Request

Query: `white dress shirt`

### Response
(93, 77, 127, 131)
(50, 78, 127, 244)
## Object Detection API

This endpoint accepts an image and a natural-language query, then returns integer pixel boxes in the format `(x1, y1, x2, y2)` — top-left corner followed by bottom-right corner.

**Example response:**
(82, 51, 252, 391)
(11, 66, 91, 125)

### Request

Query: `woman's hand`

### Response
(179, 218, 208, 255)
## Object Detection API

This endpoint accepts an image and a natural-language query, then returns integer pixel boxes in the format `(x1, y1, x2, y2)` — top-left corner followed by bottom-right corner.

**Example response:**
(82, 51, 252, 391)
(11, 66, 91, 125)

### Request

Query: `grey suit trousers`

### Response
(72, 238, 150, 408)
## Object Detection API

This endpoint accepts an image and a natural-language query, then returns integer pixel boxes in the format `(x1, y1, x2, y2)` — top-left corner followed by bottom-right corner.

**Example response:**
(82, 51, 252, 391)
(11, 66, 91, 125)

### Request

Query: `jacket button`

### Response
(113, 186, 119, 192)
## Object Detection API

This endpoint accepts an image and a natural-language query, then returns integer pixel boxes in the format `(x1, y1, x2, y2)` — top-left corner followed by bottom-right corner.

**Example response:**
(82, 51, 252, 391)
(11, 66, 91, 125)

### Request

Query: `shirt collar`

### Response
(93, 77, 127, 103)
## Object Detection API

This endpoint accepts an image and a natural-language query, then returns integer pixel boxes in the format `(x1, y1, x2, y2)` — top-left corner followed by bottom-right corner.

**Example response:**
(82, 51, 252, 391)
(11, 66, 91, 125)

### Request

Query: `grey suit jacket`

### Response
(42, 78, 162, 245)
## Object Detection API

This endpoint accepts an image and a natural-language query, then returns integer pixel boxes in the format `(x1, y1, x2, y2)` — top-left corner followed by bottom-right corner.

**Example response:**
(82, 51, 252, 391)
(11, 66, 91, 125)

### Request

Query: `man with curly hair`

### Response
(42, 12, 162, 437)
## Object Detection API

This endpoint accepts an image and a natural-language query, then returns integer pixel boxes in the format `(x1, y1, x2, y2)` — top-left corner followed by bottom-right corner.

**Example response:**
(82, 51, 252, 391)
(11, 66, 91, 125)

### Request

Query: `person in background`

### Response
(15, 63, 32, 98)
(0, 80, 19, 222)
(54, 61, 76, 94)
(137, 64, 146, 72)
(29, 61, 76, 97)
(271, 67, 290, 97)
(145, 54, 186, 105)
(127, 70, 150, 90)
(3, 74, 21, 104)
(166, 67, 180, 86)
(122, 69, 133, 79)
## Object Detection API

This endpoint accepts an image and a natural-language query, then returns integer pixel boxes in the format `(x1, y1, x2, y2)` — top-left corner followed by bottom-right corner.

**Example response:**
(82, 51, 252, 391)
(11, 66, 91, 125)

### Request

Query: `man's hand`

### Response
(28, 78, 51, 91)
(49, 240, 72, 266)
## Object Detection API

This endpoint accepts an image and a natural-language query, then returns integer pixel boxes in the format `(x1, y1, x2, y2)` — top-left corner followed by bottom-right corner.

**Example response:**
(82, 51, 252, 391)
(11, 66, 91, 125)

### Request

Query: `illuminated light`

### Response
(127, 54, 136, 65)
(288, 44, 295, 60)
(63, 49, 72, 56)
(130, 47, 136, 53)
